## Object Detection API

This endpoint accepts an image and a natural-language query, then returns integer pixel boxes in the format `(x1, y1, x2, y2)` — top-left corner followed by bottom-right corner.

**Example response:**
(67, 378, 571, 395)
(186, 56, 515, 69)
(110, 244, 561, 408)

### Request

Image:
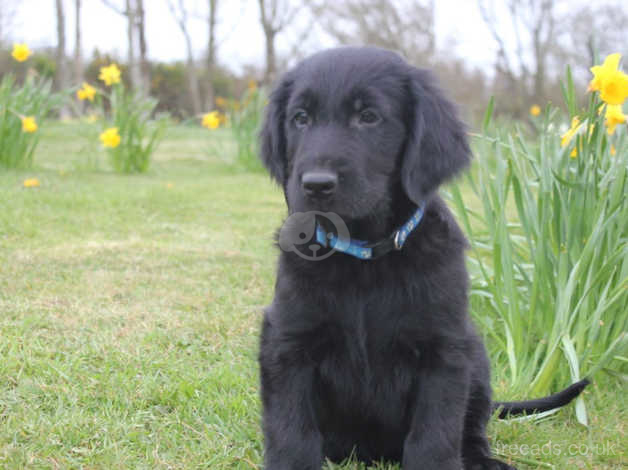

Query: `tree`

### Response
(206, 0, 218, 109)
(477, 0, 628, 116)
(55, 0, 70, 118)
(167, 0, 202, 115)
(74, 0, 83, 85)
(258, 0, 302, 85)
(125, 0, 142, 92)
(478, 0, 559, 112)
(101, 0, 147, 93)
(136, 0, 150, 94)
(564, 3, 628, 76)
(310, 0, 436, 65)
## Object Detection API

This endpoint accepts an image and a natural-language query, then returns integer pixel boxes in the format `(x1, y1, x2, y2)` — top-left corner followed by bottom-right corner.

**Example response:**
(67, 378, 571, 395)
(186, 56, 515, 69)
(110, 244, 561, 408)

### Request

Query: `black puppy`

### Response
(258, 47, 587, 470)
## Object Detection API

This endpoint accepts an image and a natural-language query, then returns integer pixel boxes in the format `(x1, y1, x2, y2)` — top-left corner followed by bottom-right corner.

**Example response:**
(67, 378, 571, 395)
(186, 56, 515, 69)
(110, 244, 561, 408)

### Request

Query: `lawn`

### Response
(0, 123, 625, 469)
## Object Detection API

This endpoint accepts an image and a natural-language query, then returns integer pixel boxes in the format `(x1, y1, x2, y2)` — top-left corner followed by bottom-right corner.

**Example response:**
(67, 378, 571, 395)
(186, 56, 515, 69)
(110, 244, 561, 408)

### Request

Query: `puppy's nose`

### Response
(302, 171, 338, 198)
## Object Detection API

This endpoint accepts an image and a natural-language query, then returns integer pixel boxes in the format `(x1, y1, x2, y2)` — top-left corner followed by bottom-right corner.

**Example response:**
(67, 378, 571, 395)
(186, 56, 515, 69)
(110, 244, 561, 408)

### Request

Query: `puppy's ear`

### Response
(259, 76, 292, 184)
(401, 68, 471, 203)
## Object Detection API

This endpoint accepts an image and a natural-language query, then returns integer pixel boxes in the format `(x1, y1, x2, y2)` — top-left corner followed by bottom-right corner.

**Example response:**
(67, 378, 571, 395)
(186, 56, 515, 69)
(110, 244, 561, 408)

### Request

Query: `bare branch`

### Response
(258, 0, 302, 84)
(310, 0, 435, 64)
(100, 0, 125, 15)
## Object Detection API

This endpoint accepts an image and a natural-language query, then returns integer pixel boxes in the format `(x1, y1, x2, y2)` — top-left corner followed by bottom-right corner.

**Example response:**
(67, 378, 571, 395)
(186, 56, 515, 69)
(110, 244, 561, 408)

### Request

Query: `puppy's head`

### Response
(260, 47, 470, 223)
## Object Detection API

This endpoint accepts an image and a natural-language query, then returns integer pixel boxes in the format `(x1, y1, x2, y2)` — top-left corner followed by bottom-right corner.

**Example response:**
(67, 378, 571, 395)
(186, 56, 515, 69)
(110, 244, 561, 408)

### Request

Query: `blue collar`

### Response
(314, 202, 426, 260)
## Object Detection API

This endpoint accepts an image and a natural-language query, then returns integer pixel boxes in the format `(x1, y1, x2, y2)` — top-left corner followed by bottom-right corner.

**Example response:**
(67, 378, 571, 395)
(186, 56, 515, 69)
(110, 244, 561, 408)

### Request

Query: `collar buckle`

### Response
(393, 230, 403, 250)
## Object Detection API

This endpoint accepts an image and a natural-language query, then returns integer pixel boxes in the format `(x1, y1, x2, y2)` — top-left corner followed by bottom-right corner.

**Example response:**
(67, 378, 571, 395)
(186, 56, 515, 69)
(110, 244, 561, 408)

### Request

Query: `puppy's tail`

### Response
(492, 378, 590, 419)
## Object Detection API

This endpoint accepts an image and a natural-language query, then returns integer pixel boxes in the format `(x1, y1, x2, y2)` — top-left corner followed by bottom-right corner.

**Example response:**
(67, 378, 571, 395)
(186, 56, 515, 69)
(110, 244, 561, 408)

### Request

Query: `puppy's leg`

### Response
(260, 320, 323, 470)
(401, 359, 470, 470)
(462, 349, 516, 470)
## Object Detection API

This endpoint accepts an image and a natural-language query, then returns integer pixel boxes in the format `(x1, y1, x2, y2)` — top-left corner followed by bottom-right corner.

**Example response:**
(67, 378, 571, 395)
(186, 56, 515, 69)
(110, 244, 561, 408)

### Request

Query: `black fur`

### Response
(493, 378, 590, 419)
(258, 47, 586, 470)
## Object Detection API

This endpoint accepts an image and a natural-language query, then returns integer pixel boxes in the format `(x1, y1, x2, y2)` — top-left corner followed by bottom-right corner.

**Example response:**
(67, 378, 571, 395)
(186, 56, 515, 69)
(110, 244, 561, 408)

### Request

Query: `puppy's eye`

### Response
(293, 110, 311, 128)
(358, 109, 381, 126)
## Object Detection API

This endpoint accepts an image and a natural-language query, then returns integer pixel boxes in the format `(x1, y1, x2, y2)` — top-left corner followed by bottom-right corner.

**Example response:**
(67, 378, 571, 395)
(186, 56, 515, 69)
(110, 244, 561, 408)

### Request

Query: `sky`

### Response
(5, 0, 501, 74)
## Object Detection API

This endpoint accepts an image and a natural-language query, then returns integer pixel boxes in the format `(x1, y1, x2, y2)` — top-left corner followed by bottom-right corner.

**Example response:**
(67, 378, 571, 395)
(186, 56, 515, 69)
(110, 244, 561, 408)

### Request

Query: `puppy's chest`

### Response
(311, 305, 421, 408)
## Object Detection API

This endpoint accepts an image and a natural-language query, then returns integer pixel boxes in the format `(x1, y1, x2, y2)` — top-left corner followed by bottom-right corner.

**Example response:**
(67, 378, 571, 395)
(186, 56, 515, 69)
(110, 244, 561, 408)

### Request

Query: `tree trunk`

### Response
(74, 0, 83, 85)
(263, 26, 276, 85)
(126, 0, 142, 92)
(166, 0, 202, 115)
(205, 0, 217, 109)
(137, 0, 150, 94)
(184, 30, 202, 115)
(258, 0, 277, 86)
(55, 0, 70, 118)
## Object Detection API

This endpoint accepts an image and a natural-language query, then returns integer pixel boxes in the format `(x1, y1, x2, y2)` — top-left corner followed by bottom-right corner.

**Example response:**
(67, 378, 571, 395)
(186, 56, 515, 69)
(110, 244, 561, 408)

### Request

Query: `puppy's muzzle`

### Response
(302, 171, 338, 199)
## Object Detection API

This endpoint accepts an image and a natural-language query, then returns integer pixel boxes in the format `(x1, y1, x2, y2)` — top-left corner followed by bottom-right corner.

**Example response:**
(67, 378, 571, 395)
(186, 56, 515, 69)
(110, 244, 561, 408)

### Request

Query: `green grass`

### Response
(0, 123, 625, 469)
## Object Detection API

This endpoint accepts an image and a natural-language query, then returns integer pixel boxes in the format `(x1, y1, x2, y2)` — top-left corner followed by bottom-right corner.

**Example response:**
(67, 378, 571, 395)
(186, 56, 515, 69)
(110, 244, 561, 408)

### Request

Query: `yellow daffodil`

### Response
(530, 105, 541, 117)
(215, 96, 227, 109)
(610, 145, 616, 156)
(603, 105, 626, 135)
(100, 127, 121, 148)
(99, 64, 121, 86)
(23, 178, 40, 188)
(12, 43, 31, 62)
(601, 73, 628, 105)
(202, 111, 222, 130)
(588, 54, 620, 92)
(77, 82, 97, 101)
(588, 53, 628, 105)
(561, 117, 582, 158)
(248, 80, 257, 91)
(21, 116, 38, 133)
